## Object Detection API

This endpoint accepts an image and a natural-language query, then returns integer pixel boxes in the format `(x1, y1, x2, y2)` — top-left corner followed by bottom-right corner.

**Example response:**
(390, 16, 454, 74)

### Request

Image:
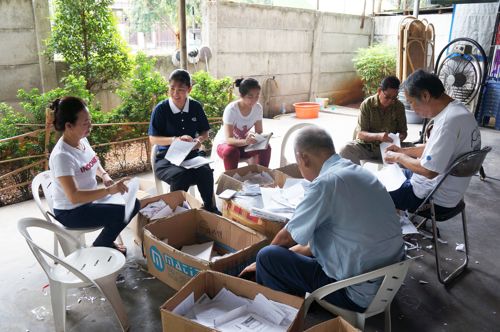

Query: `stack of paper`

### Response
(139, 200, 192, 220)
(244, 133, 272, 152)
(233, 172, 275, 187)
(181, 242, 214, 261)
(94, 177, 139, 222)
(165, 140, 197, 166)
(173, 288, 298, 331)
(380, 132, 401, 165)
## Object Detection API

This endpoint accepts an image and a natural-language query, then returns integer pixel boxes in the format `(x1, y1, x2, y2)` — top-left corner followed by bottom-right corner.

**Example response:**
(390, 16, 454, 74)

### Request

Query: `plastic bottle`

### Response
(281, 102, 286, 115)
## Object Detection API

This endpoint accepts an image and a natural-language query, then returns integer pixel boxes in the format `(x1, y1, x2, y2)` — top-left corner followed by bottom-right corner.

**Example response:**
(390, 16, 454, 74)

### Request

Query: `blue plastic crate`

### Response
(478, 80, 500, 130)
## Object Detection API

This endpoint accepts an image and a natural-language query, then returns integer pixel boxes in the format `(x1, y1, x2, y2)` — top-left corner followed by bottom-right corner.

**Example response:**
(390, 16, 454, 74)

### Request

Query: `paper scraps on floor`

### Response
(173, 287, 298, 331)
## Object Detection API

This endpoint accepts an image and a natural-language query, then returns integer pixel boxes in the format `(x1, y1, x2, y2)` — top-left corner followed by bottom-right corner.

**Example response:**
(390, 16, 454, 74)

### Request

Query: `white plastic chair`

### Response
(304, 257, 417, 332)
(279, 123, 315, 167)
(150, 144, 197, 196)
(18, 217, 129, 332)
(32, 171, 120, 256)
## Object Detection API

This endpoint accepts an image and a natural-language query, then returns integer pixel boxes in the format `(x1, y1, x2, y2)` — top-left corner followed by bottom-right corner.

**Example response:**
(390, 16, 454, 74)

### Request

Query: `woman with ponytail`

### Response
(48, 96, 139, 255)
(215, 78, 271, 170)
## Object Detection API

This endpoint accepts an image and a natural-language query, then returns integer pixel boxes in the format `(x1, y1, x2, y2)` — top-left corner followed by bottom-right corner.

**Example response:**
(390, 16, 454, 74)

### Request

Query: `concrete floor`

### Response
(1, 106, 500, 331)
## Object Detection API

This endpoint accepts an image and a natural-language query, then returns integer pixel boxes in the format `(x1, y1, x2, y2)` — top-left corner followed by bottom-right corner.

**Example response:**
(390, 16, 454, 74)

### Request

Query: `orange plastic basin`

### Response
(293, 102, 320, 119)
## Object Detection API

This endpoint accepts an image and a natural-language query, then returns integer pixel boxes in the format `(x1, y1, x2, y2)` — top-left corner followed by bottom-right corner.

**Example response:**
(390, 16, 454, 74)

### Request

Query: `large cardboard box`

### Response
(131, 191, 203, 245)
(160, 270, 305, 332)
(216, 165, 292, 239)
(144, 209, 267, 290)
(304, 317, 359, 332)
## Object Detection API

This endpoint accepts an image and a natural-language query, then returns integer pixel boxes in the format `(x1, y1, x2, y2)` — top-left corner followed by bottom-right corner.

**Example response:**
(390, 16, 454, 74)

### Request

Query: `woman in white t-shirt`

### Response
(216, 78, 271, 170)
(48, 97, 140, 255)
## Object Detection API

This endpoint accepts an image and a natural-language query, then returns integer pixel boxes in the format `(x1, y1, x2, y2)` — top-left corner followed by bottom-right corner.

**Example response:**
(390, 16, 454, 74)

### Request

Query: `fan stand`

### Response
(434, 37, 489, 180)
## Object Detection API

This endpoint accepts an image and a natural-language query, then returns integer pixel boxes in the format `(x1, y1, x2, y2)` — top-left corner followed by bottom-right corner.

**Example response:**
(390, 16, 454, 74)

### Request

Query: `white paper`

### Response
(165, 140, 197, 166)
(400, 213, 419, 235)
(140, 200, 167, 218)
(244, 133, 272, 152)
(173, 205, 188, 214)
(193, 288, 250, 326)
(94, 177, 139, 222)
(283, 178, 309, 190)
(173, 292, 194, 316)
(180, 156, 213, 169)
(248, 294, 286, 325)
(181, 241, 214, 262)
(94, 194, 125, 206)
(151, 205, 174, 220)
(217, 313, 284, 332)
(380, 133, 401, 165)
(373, 163, 407, 192)
(269, 300, 299, 328)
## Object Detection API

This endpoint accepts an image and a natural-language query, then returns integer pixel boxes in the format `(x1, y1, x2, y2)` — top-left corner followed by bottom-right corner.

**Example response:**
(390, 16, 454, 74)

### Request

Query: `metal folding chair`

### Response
(409, 146, 492, 285)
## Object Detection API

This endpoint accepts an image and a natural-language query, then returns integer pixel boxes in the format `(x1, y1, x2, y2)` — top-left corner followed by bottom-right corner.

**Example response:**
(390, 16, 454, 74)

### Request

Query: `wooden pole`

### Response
(179, 0, 188, 69)
(44, 108, 53, 170)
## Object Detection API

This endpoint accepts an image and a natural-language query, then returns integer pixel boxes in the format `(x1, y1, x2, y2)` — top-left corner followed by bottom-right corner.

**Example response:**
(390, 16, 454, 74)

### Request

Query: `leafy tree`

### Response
(46, 0, 132, 91)
(129, 0, 201, 37)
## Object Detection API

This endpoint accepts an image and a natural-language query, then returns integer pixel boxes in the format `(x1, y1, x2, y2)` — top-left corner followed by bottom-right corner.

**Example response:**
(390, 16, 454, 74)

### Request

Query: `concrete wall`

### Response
(0, 0, 56, 110)
(202, 1, 373, 117)
(373, 14, 453, 68)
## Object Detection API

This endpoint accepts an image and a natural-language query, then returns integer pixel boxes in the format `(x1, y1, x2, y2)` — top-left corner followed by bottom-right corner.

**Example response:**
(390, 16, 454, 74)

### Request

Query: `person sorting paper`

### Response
(240, 126, 404, 312)
(384, 70, 481, 213)
(340, 76, 409, 165)
(49, 97, 140, 255)
(149, 69, 218, 213)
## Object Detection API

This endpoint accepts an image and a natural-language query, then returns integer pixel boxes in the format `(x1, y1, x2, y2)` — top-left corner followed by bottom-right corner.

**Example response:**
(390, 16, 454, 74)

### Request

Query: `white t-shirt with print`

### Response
(49, 137, 100, 210)
(214, 101, 263, 147)
(411, 100, 481, 207)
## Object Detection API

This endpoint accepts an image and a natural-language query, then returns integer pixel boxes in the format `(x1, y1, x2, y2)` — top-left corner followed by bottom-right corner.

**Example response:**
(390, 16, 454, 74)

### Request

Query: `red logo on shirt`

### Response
(80, 155, 99, 173)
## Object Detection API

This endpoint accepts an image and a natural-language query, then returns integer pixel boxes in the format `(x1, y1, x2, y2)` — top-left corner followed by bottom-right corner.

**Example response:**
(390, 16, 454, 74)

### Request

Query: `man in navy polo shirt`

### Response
(149, 69, 217, 212)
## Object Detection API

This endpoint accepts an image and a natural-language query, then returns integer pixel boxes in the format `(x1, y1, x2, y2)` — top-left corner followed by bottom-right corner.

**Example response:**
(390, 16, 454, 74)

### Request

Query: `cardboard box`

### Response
(132, 191, 203, 245)
(221, 200, 284, 239)
(304, 317, 359, 332)
(216, 165, 293, 239)
(215, 164, 289, 195)
(161, 270, 305, 332)
(274, 163, 303, 179)
(144, 209, 267, 290)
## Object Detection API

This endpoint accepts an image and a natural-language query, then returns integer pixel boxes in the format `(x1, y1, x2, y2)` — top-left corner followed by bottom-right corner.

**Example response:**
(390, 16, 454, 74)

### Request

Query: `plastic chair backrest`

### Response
(364, 257, 413, 314)
(32, 171, 55, 222)
(17, 217, 86, 281)
(150, 144, 165, 195)
(280, 123, 315, 167)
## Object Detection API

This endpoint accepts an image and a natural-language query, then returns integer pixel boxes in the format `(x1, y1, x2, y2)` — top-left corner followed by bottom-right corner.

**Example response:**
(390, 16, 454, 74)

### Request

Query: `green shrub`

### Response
(115, 52, 168, 123)
(352, 44, 397, 96)
(190, 71, 235, 152)
(17, 75, 94, 124)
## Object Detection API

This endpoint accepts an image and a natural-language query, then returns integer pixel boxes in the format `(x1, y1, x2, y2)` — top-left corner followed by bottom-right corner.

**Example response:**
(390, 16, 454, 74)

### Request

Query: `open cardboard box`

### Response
(131, 191, 203, 246)
(161, 270, 305, 332)
(274, 163, 303, 179)
(304, 317, 359, 332)
(144, 209, 267, 290)
(216, 165, 293, 239)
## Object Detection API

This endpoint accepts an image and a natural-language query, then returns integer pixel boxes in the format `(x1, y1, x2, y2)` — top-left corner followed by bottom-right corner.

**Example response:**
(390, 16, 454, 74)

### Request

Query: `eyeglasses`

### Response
(382, 90, 399, 102)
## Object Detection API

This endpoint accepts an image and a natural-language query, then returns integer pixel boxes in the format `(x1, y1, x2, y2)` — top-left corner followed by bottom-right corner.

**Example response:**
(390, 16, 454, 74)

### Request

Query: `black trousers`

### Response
(155, 157, 215, 211)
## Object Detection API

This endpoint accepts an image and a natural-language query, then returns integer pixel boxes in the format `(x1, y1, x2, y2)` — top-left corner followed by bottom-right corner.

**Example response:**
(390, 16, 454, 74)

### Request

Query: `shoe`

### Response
(203, 206, 222, 216)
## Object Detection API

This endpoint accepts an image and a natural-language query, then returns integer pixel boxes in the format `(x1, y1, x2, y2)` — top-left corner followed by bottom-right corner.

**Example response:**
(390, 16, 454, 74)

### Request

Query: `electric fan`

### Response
(435, 38, 488, 108)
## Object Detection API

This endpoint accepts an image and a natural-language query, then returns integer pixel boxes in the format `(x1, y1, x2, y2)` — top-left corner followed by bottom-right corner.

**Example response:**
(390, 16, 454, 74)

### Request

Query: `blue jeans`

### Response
(389, 169, 425, 212)
(54, 199, 140, 248)
(256, 245, 366, 313)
